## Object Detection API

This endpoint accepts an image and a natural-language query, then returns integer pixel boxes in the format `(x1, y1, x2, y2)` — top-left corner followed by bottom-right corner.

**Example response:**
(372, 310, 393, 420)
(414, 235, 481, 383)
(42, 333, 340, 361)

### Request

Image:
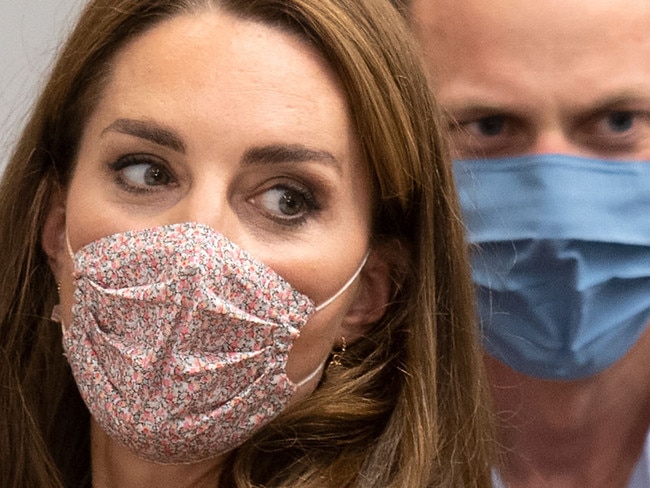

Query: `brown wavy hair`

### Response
(0, 0, 493, 486)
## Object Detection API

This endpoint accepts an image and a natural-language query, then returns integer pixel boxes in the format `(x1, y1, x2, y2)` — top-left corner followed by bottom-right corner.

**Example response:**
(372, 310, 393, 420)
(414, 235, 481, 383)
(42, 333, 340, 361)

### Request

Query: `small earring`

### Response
(329, 336, 347, 367)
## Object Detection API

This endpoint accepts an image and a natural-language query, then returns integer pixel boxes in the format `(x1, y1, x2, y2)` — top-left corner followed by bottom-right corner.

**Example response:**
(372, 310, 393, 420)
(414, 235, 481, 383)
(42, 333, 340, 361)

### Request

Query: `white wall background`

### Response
(0, 0, 85, 171)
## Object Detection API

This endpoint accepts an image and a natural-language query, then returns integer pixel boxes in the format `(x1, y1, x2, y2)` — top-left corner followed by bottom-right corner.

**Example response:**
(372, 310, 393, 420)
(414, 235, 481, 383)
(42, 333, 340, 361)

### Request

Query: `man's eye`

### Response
(449, 113, 528, 158)
(468, 115, 506, 137)
(604, 111, 635, 133)
(574, 108, 650, 156)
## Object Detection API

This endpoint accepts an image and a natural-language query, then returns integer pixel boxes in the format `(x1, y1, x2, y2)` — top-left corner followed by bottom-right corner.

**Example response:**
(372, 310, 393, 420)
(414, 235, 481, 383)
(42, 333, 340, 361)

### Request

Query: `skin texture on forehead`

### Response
(411, 0, 650, 159)
(413, 0, 650, 101)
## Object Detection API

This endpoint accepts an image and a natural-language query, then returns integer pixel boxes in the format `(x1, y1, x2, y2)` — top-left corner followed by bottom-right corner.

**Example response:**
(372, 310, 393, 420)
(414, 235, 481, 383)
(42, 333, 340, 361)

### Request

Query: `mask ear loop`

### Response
(294, 360, 327, 388)
(65, 229, 75, 261)
(295, 253, 367, 388)
(314, 251, 369, 313)
(51, 230, 75, 328)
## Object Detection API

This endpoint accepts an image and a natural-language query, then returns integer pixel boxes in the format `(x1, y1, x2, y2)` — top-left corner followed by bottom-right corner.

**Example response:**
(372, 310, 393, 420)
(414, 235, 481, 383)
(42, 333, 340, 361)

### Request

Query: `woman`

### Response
(0, 0, 493, 486)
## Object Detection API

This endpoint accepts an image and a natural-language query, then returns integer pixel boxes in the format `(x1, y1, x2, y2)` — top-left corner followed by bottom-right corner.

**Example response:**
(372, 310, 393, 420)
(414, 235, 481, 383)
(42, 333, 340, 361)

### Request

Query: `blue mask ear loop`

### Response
(314, 251, 370, 313)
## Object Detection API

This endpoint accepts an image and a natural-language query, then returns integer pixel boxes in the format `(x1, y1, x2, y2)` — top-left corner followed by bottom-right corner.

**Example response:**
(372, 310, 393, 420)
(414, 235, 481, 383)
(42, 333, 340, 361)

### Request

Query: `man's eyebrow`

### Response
(582, 92, 650, 112)
(241, 144, 340, 171)
(443, 98, 530, 120)
(101, 119, 186, 153)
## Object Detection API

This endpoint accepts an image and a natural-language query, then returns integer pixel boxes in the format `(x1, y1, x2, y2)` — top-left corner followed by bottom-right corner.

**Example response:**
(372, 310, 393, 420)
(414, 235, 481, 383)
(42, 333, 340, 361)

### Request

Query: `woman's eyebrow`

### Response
(101, 120, 341, 171)
(101, 118, 186, 153)
(241, 144, 341, 172)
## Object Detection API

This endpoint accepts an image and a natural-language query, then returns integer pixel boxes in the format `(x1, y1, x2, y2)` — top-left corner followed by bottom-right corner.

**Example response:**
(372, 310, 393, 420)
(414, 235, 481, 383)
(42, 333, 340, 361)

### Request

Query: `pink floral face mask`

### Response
(57, 222, 366, 464)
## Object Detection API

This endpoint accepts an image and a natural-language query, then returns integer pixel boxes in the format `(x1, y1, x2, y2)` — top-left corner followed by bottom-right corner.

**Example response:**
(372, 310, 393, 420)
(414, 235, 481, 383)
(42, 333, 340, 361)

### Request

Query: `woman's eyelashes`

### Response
(248, 180, 320, 227)
(107, 153, 322, 228)
(108, 154, 176, 192)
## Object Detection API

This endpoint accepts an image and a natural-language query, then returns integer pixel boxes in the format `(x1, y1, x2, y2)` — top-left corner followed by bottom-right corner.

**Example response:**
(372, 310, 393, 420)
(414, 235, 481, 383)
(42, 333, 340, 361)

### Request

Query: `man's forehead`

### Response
(411, 0, 650, 32)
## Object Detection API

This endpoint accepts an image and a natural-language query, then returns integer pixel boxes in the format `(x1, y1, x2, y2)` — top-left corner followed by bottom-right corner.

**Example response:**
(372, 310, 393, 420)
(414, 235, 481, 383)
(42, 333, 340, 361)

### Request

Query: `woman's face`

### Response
(44, 10, 384, 396)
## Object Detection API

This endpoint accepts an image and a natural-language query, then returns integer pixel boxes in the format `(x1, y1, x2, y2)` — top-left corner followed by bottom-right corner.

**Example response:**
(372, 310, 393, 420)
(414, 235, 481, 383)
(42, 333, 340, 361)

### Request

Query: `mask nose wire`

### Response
(314, 251, 370, 313)
(65, 225, 368, 313)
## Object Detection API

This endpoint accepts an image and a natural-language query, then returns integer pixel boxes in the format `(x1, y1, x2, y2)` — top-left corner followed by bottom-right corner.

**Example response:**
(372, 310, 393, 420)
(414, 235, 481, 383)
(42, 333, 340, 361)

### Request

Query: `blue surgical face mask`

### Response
(454, 154, 650, 380)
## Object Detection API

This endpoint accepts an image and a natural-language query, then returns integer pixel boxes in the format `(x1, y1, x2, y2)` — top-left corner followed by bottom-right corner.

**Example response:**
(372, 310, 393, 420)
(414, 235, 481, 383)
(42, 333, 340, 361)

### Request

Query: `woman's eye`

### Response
(123, 164, 170, 186)
(251, 184, 318, 225)
(109, 155, 175, 192)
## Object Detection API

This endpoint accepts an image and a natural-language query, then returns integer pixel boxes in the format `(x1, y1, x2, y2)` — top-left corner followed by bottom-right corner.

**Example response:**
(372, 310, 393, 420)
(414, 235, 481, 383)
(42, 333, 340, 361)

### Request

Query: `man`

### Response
(407, 0, 650, 486)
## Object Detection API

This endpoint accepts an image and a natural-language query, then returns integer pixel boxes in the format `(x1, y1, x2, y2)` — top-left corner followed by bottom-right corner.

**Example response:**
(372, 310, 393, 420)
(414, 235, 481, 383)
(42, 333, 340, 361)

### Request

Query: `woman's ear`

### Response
(41, 189, 67, 282)
(340, 240, 406, 341)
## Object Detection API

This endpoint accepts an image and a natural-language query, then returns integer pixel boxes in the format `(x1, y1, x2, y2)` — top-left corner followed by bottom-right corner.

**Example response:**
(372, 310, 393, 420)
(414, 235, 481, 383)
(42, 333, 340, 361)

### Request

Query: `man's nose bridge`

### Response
(531, 129, 579, 156)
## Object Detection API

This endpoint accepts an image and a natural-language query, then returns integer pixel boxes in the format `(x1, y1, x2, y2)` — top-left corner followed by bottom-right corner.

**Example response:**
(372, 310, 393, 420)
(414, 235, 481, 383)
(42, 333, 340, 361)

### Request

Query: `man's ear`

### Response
(340, 240, 406, 341)
(41, 189, 67, 282)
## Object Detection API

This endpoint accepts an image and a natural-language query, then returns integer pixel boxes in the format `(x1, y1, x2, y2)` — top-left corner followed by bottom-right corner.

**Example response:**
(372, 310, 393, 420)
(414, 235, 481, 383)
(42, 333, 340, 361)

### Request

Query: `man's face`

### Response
(411, 0, 650, 160)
